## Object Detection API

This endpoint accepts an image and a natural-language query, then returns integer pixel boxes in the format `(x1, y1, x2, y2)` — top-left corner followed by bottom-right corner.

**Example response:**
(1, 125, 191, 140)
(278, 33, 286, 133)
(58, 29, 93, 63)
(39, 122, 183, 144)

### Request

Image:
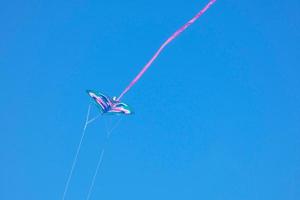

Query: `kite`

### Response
(87, 90, 133, 115)
(62, 1, 217, 200)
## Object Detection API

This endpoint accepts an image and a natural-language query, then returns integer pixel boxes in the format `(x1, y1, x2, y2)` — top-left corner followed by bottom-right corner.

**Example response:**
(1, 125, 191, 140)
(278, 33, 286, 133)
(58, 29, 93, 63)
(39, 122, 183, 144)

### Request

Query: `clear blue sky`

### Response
(1, 0, 299, 199)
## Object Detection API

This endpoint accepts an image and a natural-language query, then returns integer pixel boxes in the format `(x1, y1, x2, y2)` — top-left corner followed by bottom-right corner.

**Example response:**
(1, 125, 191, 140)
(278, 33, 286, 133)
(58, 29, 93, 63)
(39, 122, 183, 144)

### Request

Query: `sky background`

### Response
(1, 0, 299, 199)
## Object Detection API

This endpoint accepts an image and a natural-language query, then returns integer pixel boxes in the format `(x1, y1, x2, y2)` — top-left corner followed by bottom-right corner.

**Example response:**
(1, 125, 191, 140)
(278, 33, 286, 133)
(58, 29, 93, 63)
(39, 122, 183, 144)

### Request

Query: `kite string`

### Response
(117, 0, 217, 101)
(87, 114, 102, 124)
(85, 117, 123, 200)
(85, 149, 105, 200)
(61, 104, 92, 200)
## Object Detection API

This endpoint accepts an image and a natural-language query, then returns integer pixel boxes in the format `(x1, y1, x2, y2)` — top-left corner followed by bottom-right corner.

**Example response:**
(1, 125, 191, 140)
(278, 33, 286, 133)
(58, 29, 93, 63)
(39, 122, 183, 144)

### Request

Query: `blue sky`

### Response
(1, 0, 299, 199)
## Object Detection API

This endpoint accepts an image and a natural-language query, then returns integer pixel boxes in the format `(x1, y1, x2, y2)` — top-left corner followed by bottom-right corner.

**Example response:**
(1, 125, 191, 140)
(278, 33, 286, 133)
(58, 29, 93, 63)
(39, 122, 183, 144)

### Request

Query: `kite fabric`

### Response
(87, 90, 133, 115)
(117, 0, 217, 101)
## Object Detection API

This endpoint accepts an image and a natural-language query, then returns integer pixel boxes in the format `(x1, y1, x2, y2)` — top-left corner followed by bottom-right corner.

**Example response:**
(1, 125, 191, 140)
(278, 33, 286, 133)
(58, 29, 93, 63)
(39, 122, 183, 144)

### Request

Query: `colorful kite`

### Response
(87, 90, 133, 115)
(62, 1, 217, 199)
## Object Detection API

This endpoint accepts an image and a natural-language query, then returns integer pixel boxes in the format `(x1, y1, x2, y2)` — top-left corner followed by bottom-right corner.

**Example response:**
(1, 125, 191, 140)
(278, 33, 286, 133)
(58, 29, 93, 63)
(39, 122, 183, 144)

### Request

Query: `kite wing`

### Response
(109, 102, 133, 115)
(87, 90, 112, 113)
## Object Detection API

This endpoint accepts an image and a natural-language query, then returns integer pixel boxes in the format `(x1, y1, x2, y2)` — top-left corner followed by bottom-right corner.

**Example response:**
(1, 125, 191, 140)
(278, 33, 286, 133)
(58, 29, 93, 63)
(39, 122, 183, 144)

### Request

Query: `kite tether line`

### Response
(61, 104, 121, 200)
(61, 104, 100, 200)
(85, 117, 123, 200)
(117, 0, 217, 101)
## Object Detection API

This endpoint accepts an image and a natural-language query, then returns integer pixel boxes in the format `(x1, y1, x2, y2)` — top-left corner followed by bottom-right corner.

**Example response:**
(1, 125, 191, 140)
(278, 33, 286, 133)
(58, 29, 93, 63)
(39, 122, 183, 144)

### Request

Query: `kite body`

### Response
(87, 90, 133, 115)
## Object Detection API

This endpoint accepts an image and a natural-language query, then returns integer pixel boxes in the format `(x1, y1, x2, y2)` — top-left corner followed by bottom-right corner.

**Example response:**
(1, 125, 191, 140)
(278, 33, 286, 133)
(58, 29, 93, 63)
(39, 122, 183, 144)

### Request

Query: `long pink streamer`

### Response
(117, 0, 217, 100)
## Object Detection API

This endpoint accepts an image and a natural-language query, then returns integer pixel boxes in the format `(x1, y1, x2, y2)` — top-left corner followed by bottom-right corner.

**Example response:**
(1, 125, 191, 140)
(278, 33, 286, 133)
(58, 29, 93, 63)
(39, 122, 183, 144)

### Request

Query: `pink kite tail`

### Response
(117, 0, 217, 101)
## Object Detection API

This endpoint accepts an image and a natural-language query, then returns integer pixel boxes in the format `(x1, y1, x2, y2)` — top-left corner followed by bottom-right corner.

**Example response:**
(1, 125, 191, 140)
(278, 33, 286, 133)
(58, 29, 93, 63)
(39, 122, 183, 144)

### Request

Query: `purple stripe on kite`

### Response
(95, 97, 110, 111)
(96, 98, 106, 107)
(109, 107, 130, 114)
(95, 99, 106, 110)
(117, 0, 216, 100)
